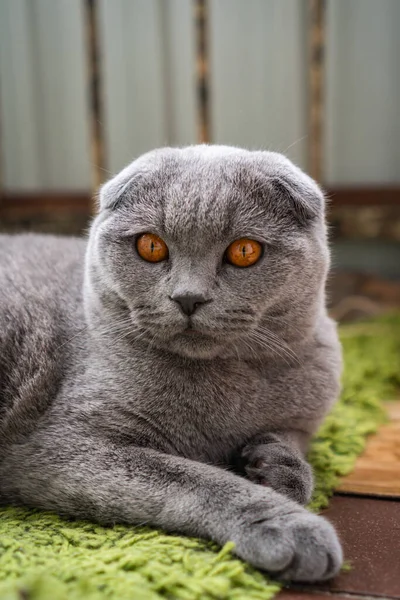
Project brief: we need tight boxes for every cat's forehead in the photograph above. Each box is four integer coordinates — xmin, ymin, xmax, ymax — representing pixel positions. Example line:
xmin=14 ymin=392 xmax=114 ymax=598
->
xmin=140 ymin=145 xmax=293 ymax=185
xmin=161 ymin=167 xmax=261 ymax=243
xmin=104 ymin=145 xmax=318 ymax=247
xmin=137 ymin=147 xmax=291 ymax=243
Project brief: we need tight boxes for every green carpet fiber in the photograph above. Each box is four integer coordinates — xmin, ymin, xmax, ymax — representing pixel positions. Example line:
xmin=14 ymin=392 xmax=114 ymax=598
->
xmin=1 ymin=314 xmax=400 ymax=600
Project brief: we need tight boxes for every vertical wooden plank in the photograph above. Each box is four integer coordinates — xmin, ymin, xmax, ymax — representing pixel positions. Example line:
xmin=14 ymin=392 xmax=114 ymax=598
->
xmin=160 ymin=0 xmax=198 ymax=147
xmin=0 ymin=0 xmax=92 ymax=192
xmin=98 ymin=0 xmax=166 ymax=174
xmin=208 ymin=0 xmax=308 ymax=170
xmin=195 ymin=0 xmax=210 ymax=143
xmin=31 ymin=0 xmax=92 ymax=190
xmin=85 ymin=0 xmax=107 ymax=191
xmin=0 ymin=0 xmax=42 ymax=191
xmin=98 ymin=0 xmax=198 ymax=175
xmin=308 ymin=0 xmax=326 ymax=183
xmin=325 ymin=0 xmax=400 ymax=185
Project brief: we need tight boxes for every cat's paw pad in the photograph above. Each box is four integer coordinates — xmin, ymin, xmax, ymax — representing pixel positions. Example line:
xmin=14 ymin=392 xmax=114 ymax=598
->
xmin=233 ymin=508 xmax=342 ymax=582
xmin=242 ymin=439 xmax=313 ymax=505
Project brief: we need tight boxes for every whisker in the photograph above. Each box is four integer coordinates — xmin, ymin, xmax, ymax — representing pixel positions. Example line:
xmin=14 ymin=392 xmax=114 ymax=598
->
xmin=225 ymin=308 xmax=255 ymax=316
xmin=262 ymin=313 xmax=303 ymax=336
xmin=96 ymin=320 xmax=136 ymax=337
xmin=256 ymin=335 xmax=299 ymax=365
xmin=145 ymin=332 xmax=159 ymax=357
xmin=256 ymin=326 xmax=300 ymax=363
xmin=248 ymin=333 xmax=286 ymax=361
xmin=218 ymin=316 xmax=253 ymax=324
xmin=54 ymin=314 xmax=155 ymax=355
xmin=133 ymin=304 xmax=153 ymax=310
xmin=54 ymin=325 xmax=89 ymax=353
xmin=246 ymin=330 xmax=294 ymax=367
xmin=282 ymin=134 xmax=308 ymax=155
xmin=231 ymin=341 xmax=241 ymax=362
xmin=239 ymin=336 xmax=262 ymax=361
xmin=102 ymin=324 xmax=149 ymax=347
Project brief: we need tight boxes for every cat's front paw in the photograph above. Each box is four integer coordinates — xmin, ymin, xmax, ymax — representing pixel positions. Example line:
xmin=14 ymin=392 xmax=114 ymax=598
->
xmin=232 ymin=505 xmax=342 ymax=582
xmin=242 ymin=436 xmax=313 ymax=505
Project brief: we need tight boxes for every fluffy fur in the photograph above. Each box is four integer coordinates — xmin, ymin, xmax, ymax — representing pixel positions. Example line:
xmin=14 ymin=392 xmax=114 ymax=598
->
xmin=0 ymin=146 xmax=342 ymax=582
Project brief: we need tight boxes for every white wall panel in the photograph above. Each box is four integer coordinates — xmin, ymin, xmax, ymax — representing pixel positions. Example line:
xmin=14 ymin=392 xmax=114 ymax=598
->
xmin=0 ymin=0 xmax=92 ymax=191
xmin=0 ymin=0 xmax=42 ymax=190
xmin=98 ymin=0 xmax=197 ymax=175
xmin=160 ymin=0 xmax=198 ymax=147
xmin=325 ymin=0 xmax=400 ymax=185
xmin=1 ymin=0 xmax=399 ymax=190
xmin=208 ymin=0 xmax=308 ymax=170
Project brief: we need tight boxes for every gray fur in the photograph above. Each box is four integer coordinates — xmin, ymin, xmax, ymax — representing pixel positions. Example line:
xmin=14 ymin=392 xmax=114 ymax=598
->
xmin=0 ymin=146 xmax=343 ymax=582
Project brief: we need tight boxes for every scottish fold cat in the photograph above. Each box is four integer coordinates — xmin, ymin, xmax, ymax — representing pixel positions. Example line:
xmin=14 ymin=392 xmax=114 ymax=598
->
xmin=0 ymin=146 xmax=342 ymax=582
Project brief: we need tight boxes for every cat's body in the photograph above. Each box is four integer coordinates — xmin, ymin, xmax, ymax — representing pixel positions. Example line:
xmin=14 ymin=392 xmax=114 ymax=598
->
xmin=0 ymin=234 xmax=336 ymax=464
xmin=0 ymin=146 xmax=342 ymax=582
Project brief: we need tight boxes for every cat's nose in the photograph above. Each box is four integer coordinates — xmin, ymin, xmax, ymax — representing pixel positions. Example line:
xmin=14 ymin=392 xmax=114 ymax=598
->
xmin=170 ymin=292 xmax=210 ymax=316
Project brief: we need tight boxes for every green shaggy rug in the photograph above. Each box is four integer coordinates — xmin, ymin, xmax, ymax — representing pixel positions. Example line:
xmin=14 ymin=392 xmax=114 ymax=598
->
xmin=1 ymin=314 xmax=400 ymax=600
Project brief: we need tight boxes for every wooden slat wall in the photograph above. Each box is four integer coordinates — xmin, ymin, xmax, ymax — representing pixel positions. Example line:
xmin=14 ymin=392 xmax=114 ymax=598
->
xmin=98 ymin=0 xmax=198 ymax=176
xmin=0 ymin=0 xmax=92 ymax=192
xmin=325 ymin=0 xmax=400 ymax=185
xmin=0 ymin=0 xmax=399 ymax=198
xmin=208 ymin=0 xmax=308 ymax=170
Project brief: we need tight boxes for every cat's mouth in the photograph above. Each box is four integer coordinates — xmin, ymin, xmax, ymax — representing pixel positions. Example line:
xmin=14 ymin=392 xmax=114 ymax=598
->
xmin=176 ymin=325 xmax=217 ymax=341
xmin=158 ymin=323 xmax=230 ymax=358
xmin=182 ymin=327 xmax=203 ymax=336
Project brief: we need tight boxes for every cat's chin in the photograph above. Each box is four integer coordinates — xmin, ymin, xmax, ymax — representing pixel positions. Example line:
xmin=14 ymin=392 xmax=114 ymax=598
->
xmin=157 ymin=332 xmax=225 ymax=360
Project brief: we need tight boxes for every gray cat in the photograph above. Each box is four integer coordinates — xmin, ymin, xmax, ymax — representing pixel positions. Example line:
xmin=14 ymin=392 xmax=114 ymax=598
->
xmin=0 ymin=146 xmax=343 ymax=582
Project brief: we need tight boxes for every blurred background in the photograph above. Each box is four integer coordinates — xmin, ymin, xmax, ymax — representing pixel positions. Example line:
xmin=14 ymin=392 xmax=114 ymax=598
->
xmin=0 ymin=0 xmax=399 ymax=320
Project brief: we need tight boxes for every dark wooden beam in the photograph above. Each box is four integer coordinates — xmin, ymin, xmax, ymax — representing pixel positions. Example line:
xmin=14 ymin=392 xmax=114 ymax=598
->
xmin=84 ymin=0 xmax=106 ymax=190
xmin=0 ymin=193 xmax=93 ymax=219
xmin=308 ymin=0 xmax=326 ymax=182
xmin=195 ymin=0 xmax=210 ymax=143
xmin=0 ymin=187 xmax=399 ymax=226
xmin=327 ymin=187 xmax=400 ymax=207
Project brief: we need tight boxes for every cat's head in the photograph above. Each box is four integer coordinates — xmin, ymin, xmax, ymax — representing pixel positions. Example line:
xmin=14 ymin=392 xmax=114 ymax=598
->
xmin=85 ymin=145 xmax=329 ymax=360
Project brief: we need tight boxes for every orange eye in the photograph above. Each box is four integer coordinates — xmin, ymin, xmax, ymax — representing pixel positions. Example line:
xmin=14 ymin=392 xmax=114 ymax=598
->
xmin=136 ymin=233 xmax=169 ymax=263
xmin=226 ymin=238 xmax=263 ymax=268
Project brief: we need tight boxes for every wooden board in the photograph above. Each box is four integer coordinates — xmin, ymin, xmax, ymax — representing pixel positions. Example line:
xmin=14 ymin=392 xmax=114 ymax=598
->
xmin=337 ymin=401 xmax=400 ymax=497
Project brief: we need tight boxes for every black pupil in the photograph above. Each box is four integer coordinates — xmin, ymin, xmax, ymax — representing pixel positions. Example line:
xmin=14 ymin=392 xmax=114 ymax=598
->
xmin=151 ymin=241 xmax=155 ymax=253
xmin=242 ymin=246 xmax=246 ymax=258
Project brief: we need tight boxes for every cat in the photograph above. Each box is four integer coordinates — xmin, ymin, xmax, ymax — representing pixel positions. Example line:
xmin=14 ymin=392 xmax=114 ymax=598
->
xmin=0 ymin=145 xmax=343 ymax=582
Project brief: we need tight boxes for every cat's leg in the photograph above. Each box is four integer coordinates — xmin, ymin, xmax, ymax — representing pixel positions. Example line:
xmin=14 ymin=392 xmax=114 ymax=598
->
xmin=239 ymin=431 xmax=314 ymax=505
xmin=0 ymin=429 xmax=341 ymax=582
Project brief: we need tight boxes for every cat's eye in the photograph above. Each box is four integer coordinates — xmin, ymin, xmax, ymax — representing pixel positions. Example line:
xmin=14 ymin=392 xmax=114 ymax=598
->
xmin=226 ymin=238 xmax=263 ymax=268
xmin=136 ymin=233 xmax=169 ymax=263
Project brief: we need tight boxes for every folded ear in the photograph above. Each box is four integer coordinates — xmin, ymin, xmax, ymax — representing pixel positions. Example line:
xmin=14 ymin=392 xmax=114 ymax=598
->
xmin=97 ymin=148 xmax=171 ymax=211
xmin=97 ymin=173 xmax=136 ymax=211
xmin=270 ymin=176 xmax=325 ymax=226
xmin=269 ymin=176 xmax=325 ymax=226
xmin=97 ymin=158 xmax=147 ymax=211
xmin=97 ymin=179 xmax=119 ymax=212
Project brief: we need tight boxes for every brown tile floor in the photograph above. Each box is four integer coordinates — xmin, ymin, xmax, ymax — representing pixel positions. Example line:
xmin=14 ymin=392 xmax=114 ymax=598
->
xmin=278 ymin=402 xmax=400 ymax=600
xmin=324 ymin=496 xmax=400 ymax=598
xmin=280 ymin=496 xmax=400 ymax=599
xmin=279 ymin=593 xmax=349 ymax=600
